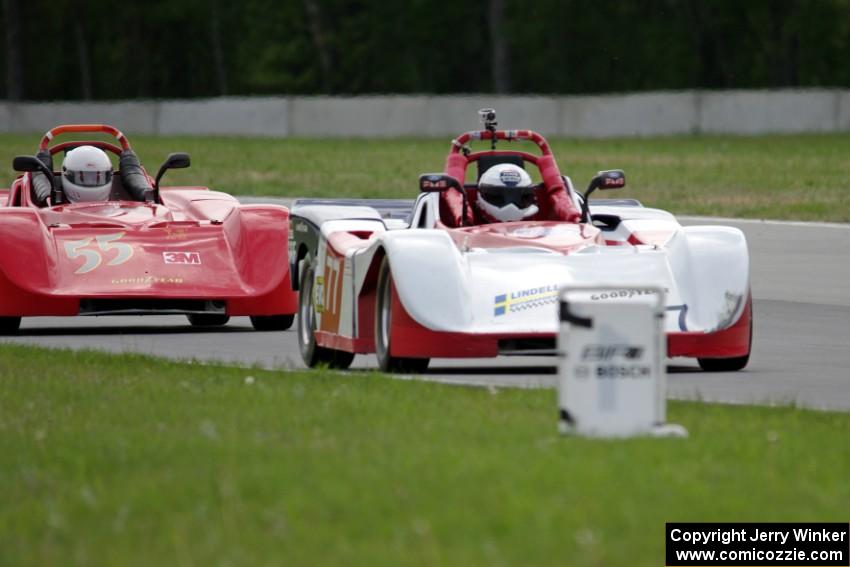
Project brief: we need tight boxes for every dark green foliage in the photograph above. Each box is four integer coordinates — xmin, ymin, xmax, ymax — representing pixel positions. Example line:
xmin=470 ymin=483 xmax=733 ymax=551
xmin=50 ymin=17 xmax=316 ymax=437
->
xmin=2 ymin=0 xmax=850 ymax=99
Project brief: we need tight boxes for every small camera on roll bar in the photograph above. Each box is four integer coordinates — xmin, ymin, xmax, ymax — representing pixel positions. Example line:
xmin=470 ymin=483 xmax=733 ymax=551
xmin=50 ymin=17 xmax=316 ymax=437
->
xmin=478 ymin=108 xmax=497 ymax=127
xmin=478 ymin=108 xmax=498 ymax=149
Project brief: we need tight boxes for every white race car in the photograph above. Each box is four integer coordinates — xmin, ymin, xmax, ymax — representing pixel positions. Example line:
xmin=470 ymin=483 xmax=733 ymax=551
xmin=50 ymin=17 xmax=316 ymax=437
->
xmin=289 ymin=114 xmax=752 ymax=373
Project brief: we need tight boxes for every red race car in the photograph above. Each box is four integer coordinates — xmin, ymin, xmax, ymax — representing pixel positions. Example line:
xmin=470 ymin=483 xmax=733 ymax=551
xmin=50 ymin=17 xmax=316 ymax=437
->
xmin=0 ymin=124 xmax=296 ymax=333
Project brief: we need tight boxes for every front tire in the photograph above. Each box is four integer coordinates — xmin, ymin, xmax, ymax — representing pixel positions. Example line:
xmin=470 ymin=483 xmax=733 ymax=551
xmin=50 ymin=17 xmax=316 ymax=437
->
xmin=297 ymin=259 xmax=354 ymax=369
xmin=0 ymin=317 xmax=21 ymax=335
xmin=374 ymin=257 xmax=430 ymax=373
xmin=250 ymin=314 xmax=294 ymax=331
xmin=698 ymin=355 xmax=749 ymax=372
xmin=186 ymin=314 xmax=230 ymax=327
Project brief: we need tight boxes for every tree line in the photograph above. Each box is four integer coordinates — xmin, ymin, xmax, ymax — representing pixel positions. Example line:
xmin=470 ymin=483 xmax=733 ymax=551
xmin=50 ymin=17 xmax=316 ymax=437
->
xmin=2 ymin=0 xmax=849 ymax=101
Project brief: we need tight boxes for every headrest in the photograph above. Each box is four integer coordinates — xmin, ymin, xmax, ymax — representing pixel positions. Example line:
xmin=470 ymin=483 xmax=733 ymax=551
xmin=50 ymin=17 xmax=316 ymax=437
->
xmin=477 ymin=154 xmax=524 ymax=180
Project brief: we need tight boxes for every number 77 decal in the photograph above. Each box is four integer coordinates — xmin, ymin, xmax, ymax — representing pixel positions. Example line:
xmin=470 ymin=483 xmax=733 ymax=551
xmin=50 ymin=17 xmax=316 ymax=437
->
xmin=63 ymin=233 xmax=134 ymax=274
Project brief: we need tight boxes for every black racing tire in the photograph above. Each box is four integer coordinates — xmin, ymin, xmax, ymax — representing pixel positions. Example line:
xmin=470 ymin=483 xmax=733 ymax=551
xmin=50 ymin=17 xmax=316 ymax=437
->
xmin=186 ymin=314 xmax=230 ymax=327
xmin=250 ymin=314 xmax=295 ymax=331
xmin=698 ymin=297 xmax=753 ymax=372
xmin=698 ymin=355 xmax=750 ymax=372
xmin=297 ymin=259 xmax=355 ymax=369
xmin=374 ymin=257 xmax=430 ymax=374
xmin=0 ymin=316 xmax=21 ymax=335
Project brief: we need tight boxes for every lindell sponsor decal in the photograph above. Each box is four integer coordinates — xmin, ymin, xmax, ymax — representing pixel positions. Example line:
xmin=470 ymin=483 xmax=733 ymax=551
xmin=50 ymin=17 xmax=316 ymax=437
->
xmin=494 ymin=284 xmax=559 ymax=316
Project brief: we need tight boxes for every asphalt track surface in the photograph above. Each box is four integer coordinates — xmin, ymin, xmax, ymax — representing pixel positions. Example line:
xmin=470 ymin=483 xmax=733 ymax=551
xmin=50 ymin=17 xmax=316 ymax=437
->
xmin=3 ymin=199 xmax=849 ymax=411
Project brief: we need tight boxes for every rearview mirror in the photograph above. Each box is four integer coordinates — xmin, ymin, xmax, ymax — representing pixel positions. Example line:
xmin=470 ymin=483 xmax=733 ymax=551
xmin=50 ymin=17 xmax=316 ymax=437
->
xmin=154 ymin=152 xmax=191 ymax=195
xmin=418 ymin=172 xmax=471 ymax=226
xmin=419 ymin=173 xmax=462 ymax=193
xmin=589 ymin=169 xmax=626 ymax=192
xmin=581 ymin=169 xmax=626 ymax=223
xmin=419 ymin=173 xmax=461 ymax=193
xmin=13 ymin=155 xmax=44 ymax=173
xmin=162 ymin=152 xmax=191 ymax=170
xmin=13 ymin=154 xmax=63 ymax=206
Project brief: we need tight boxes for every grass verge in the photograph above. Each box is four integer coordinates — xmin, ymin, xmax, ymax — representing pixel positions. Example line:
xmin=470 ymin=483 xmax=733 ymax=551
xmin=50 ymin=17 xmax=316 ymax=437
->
xmin=1 ymin=344 xmax=848 ymax=566
xmin=2 ymin=132 xmax=850 ymax=222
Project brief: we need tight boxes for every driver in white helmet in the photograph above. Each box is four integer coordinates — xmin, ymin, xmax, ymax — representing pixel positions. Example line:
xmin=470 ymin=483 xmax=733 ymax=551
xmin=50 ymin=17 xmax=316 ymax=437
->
xmin=474 ymin=163 xmax=538 ymax=223
xmin=61 ymin=145 xmax=114 ymax=203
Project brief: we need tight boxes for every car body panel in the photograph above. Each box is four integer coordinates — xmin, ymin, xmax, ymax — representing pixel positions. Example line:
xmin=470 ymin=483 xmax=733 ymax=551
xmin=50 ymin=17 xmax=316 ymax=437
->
xmin=292 ymin=191 xmax=751 ymax=360
xmin=1 ymin=127 xmax=296 ymax=319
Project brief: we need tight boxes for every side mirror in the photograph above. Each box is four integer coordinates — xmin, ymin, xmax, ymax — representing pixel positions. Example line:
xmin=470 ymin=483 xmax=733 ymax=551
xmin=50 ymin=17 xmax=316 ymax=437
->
xmin=163 ymin=152 xmax=191 ymax=170
xmin=155 ymin=152 xmax=190 ymax=186
xmin=419 ymin=173 xmax=461 ymax=193
xmin=582 ymin=169 xmax=625 ymax=223
xmin=588 ymin=169 xmax=625 ymax=192
xmin=14 ymin=155 xmax=61 ymax=205
xmin=418 ymin=173 xmax=471 ymax=226
xmin=154 ymin=152 xmax=191 ymax=196
xmin=13 ymin=155 xmax=46 ymax=173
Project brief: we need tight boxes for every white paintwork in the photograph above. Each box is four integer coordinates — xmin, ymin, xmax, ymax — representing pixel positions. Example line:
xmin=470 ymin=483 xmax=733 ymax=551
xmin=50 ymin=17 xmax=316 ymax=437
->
xmin=303 ymin=198 xmax=751 ymax=343
xmin=296 ymin=205 xmax=386 ymax=228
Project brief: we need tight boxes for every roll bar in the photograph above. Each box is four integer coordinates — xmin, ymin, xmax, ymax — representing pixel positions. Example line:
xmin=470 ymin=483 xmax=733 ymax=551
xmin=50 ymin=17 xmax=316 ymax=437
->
xmin=40 ymin=124 xmax=131 ymax=151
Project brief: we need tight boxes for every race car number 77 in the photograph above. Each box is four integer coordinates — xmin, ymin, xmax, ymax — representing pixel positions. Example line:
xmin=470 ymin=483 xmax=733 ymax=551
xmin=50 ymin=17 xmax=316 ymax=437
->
xmin=63 ymin=233 xmax=134 ymax=274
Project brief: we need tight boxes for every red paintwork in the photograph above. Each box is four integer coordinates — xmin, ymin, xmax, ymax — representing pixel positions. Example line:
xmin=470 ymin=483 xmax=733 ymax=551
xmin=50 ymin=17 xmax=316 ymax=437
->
xmin=441 ymin=220 xmax=604 ymax=252
xmin=441 ymin=129 xmax=582 ymax=226
xmin=315 ymin=331 xmax=373 ymax=353
xmin=41 ymin=124 xmax=130 ymax=151
xmin=386 ymin=284 xmax=753 ymax=360
xmin=0 ymin=125 xmax=296 ymax=318
xmin=627 ymin=230 xmax=675 ymax=246
xmin=667 ymin=295 xmax=752 ymax=359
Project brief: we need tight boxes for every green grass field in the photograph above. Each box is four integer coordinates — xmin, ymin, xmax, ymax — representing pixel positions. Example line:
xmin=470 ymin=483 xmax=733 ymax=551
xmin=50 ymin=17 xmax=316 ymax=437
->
xmin=2 ymin=132 xmax=850 ymax=222
xmin=2 ymin=344 xmax=849 ymax=566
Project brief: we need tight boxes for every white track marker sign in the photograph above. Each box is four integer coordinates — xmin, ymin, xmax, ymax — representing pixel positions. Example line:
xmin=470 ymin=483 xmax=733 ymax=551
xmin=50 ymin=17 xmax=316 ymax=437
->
xmin=557 ymin=286 xmax=687 ymax=438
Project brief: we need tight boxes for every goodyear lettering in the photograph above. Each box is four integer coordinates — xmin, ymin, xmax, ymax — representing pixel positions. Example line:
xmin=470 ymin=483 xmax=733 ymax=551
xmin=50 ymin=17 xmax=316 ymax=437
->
xmin=590 ymin=288 xmax=669 ymax=301
xmin=111 ymin=276 xmax=184 ymax=285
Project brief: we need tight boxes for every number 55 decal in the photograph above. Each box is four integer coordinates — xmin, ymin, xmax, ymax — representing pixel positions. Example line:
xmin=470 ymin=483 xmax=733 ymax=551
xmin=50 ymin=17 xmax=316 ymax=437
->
xmin=63 ymin=233 xmax=134 ymax=274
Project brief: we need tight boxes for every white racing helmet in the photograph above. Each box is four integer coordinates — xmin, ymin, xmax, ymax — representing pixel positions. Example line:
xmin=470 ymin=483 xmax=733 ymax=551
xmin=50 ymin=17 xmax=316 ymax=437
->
xmin=62 ymin=145 xmax=113 ymax=203
xmin=476 ymin=163 xmax=538 ymax=222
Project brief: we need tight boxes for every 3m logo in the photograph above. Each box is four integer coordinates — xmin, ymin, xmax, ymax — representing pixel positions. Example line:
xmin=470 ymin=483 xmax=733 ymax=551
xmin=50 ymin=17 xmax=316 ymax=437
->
xmin=162 ymin=251 xmax=201 ymax=265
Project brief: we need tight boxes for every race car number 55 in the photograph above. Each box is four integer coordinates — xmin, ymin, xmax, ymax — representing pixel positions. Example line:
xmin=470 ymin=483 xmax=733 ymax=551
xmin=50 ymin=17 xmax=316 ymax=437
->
xmin=63 ymin=233 xmax=134 ymax=274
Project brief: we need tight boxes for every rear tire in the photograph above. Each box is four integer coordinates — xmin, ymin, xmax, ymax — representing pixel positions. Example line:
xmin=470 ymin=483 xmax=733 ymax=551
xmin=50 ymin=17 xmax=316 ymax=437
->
xmin=250 ymin=314 xmax=294 ymax=331
xmin=374 ymin=257 xmax=430 ymax=373
xmin=186 ymin=314 xmax=230 ymax=327
xmin=297 ymin=259 xmax=354 ymax=369
xmin=698 ymin=298 xmax=753 ymax=372
xmin=0 ymin=317 xmax=21 ymax=335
